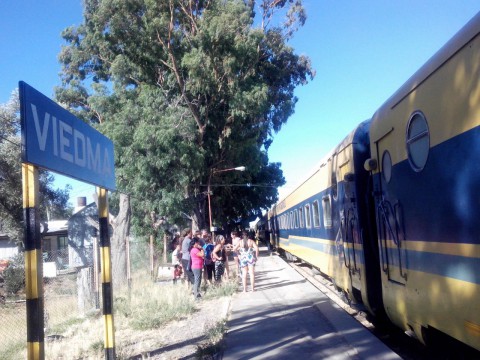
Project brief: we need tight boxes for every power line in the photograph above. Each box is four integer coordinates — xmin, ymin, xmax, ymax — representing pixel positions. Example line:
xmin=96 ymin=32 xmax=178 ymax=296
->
xmin=0 ymin=134 xmax=21 ymax=147
xmin=199 ymin=183 xmax=277 ymax=188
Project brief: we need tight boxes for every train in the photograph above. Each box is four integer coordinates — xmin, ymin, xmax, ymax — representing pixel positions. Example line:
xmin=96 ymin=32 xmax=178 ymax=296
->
xmin=267 ymin=12 xmax=480 ymax=353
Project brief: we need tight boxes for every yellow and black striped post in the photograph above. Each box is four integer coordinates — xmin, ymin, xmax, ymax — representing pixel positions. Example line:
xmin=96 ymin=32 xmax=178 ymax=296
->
xmin=97 ymin=187 xmax=116 ymax=359
xmin=22 ymin=163 xmax=44 ymax=360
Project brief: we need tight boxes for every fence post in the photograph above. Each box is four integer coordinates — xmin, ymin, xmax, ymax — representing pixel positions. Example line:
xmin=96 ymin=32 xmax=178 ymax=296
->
xmin=150 ymin=235 xmax=154 ymax=280
xmin=22 ymin=163 xmax=45 ymax=360
xmin=126 ymin=236 xmax=131 ymax=292
xmin=93 ymin=235 xmax=100 ymax=309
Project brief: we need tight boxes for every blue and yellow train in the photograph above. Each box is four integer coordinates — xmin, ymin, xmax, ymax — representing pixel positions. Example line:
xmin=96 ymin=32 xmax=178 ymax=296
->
xmin=268 ymin=12 xmax=480 ymax=352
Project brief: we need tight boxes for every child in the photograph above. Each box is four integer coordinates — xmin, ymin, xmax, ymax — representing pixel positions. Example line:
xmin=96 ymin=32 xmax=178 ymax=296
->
xmin=173 ymin=264 xmax=183 ymax=284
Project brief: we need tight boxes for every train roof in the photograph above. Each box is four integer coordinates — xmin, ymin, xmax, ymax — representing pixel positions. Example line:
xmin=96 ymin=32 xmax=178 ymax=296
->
xmin=274 ymin=119 xmax=370 ymax=206
xmin=372 ymin=11 xmax=480 ymax=122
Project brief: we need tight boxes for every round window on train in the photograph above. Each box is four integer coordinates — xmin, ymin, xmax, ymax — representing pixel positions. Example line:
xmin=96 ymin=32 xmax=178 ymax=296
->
xmin=406 ymin=111 xmax=430 ymax=172
xmin=382 ymin=150 xmax=392 ymax=183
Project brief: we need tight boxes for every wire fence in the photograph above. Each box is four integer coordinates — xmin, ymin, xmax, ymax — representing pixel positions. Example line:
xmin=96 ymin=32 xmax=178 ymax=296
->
xmin=0 ymin=239 xmax=156 ymax=359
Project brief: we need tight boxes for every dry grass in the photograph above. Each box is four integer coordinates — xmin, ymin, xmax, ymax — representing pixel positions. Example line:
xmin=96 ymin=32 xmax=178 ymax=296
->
xmin=0 ymin=301 xmax=27 ymax=360
xmin=0 ymin=268 xmax=236 ymax=359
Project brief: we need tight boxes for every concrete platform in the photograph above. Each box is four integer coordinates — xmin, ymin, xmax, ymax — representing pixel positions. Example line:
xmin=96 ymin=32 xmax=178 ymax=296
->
xmin=222 ymin=248 xmax=402 ymax=360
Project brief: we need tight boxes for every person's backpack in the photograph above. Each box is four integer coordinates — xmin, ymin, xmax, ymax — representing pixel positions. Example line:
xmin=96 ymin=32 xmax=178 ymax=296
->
xmin=204 ymin=244 xmax=214 ymax=265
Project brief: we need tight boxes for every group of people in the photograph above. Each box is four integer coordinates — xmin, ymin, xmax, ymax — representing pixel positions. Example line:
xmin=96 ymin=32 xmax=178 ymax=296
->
xmin=171 ymin=228 xmax=259 ymax=299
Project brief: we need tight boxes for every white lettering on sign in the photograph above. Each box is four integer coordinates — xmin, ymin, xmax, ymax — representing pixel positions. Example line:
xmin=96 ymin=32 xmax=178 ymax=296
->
xmin=30 ymin=104 xmax=112 ymax=176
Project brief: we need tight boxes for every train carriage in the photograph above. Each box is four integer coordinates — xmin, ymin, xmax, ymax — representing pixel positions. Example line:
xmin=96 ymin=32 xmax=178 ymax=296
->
xmin=366 ymin=12 xmax=480 ymax=350
xmin=269 ymin=120 xmax=383 ymax=316
xmin=268 ymin=11 xmax=480 ymax=353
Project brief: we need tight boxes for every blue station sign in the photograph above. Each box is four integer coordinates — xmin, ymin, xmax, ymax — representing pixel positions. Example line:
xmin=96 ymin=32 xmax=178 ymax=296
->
xmin=20 ymin=81 xmax=116 ymax=190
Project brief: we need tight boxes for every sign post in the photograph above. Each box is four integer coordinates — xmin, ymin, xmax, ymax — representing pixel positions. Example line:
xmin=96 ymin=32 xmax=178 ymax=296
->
xmin=22 ymin=163 xmax=44 ymax=359
xmin=20 ymin=81 xmax=117 ymax=359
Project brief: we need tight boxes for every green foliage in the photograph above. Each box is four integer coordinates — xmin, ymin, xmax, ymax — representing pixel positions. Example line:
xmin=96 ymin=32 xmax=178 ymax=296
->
xmin=3 ymin=254 xmax=25 ymax=295
xmin=56 ymin=0 xmax=314 ymax=231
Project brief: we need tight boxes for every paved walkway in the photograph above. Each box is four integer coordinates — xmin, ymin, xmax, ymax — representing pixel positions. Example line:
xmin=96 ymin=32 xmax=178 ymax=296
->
xmin=222 ymin=248 xmax=402 ymax=360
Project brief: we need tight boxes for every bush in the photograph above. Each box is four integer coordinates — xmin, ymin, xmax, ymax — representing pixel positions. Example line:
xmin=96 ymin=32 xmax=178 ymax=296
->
xmin=3 ymin=254 xmax=25 ymax=295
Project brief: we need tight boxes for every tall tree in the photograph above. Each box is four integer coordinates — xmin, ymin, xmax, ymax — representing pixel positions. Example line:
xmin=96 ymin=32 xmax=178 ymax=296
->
xmin=56 ymin=0 xmax=314 ymax=236
xmin=0 ymin=90 xmax=72 ymax=243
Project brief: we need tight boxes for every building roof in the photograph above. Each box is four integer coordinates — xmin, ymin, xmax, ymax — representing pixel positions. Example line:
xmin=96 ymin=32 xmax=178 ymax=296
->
xmin=46 ymin=220 xmax=68 ymax=234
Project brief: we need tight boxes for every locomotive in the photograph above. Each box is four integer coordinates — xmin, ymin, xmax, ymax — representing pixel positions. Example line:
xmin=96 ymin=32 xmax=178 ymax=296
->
xmin=267 ymin=12 xmax=480 ymax=352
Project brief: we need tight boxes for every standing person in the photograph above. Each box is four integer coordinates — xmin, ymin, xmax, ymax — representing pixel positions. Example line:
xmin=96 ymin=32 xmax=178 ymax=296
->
xmin=203 ymin=235 xmax=215 ymax=285
xmin=265 ymin=230 xmax=272 ymax=252
xmin=172 ymin=264 xmax=183 ymax=284
xmin=234 ymin=232 xmax=259 ymax=292
xmin=190 ymin=237 xmax=205 ymax=299
xmin=231 ymin=231 xmax=241 ymax=277
xmin=194 ymin=230 xmax=205 ymax=246
xmin=212 ymin=235 xmax=227 ymax=283
xmin=172 ymin=243 xmax=181 ymax=266
xmin=181 ymin=228 xmax=194 ymax=285
xmin=201 ymin=229 xmax=209 ymax=241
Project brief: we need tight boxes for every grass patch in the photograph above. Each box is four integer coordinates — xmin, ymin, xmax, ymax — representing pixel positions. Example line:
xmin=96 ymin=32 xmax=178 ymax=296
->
xmin=0 ymin=340 xmax=26 ymax=360
xmin=120 ymin=284 xmax=197 ymax=330
xmin=196 ymin=319 xmax=229 ymax=359
xmin=48 ymin=316 xmax=85 ymax=335
xmin=1 ymin=269 xmax=236 ymax=359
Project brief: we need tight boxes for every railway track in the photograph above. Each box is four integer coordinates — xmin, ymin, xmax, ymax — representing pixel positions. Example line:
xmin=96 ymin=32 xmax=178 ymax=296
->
xmin=285 ymin=256 xmax=478 ymax=360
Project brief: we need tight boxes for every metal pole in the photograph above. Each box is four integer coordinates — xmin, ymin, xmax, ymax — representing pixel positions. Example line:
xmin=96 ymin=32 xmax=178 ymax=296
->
xmin=207 ymin=180 xmax=213 ymax=231
xmin=23 ymin=163 xmax=44 ymax=360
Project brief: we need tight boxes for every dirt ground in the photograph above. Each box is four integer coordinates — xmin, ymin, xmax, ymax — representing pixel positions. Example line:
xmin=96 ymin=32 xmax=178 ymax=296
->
xmin=123 ymin=295 xmax=232 ymax=360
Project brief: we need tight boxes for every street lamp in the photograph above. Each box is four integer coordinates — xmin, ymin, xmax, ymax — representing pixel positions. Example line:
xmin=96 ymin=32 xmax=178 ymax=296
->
xmin=207 ymin=166 xmax=246 ymax=234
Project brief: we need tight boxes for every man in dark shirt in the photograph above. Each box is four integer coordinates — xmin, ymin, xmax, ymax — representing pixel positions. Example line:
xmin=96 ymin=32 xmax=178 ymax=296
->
xmin=181 ymin=228 xmax=194 ymax=284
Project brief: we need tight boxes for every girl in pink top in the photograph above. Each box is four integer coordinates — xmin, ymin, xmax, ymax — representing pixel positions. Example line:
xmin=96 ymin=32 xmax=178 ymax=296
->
xmin=190 ymin=238 xmax=205 ymax=299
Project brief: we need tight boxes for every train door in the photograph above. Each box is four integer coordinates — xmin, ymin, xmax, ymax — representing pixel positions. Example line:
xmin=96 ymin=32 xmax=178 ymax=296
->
xmin=331 ymin=146 xmax=362 ymax=300
xmin=338 ymin=159 xmax=361 ymax=292
xmin=373 ymin=129 xmax=407 ymax=286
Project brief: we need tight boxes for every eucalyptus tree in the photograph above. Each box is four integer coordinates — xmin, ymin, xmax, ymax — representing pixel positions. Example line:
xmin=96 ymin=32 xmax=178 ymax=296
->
xmin=56 ymin=0 xmax=314 ymax=237
xmin=0 ymin=90 xmax=72 ymax=243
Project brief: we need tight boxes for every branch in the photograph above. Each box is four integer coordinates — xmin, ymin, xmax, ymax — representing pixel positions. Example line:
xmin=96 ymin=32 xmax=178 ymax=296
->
xmin=167 ymin=0 xmax=205 ymax=144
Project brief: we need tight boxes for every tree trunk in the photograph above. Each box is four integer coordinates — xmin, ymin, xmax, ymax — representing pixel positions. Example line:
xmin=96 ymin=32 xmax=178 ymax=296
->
xmin=163 ymin=232 xmax=168 ymax=263
xmin=191 ymin=207 xmax=202 ymax=232
xmin=110 ymin=193 xmax=131 ymax=289
xmin=77 ymin=267 xmax=94 ymax=315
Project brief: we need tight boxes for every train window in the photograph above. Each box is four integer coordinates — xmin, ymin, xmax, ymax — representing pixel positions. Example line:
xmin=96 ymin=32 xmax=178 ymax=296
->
xmin=305 ymin=204 xmax=312 ymax=228
xmin=312 ymin=200 xmax=320 ymax=227
xmin=382 ymin=150 xmax=392 ymax=183
xmin=290 ymin=211 xmax=294 ymax=229
xmin=406 ymin=111 xmax=430 ymax=171
xmin=294 ymin=210 xmax=299 ymax=228
xmin=322 ymin=195 xmax=333 ymax=228
xmin=298 ymin=207 xmax=304 ymax=228
xmin=331 ymin=157 xmax=338 ymax=200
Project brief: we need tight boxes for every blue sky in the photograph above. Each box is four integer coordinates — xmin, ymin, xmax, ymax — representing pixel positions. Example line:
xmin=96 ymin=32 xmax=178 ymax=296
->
xmin=1 ymin=1 xmax=479 ymax=205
